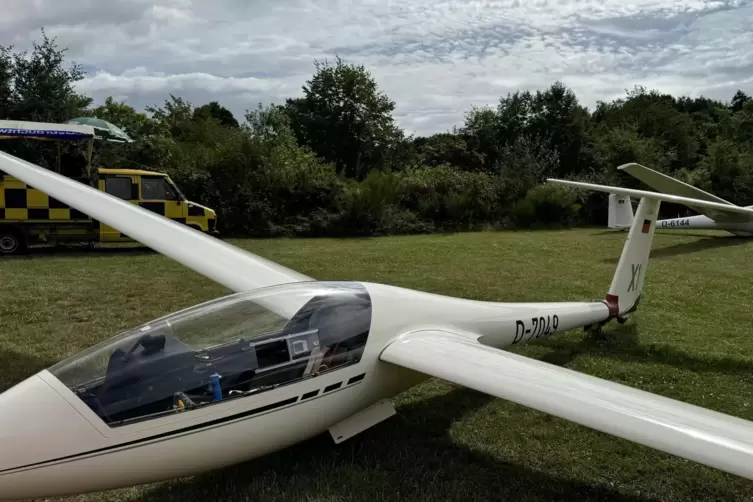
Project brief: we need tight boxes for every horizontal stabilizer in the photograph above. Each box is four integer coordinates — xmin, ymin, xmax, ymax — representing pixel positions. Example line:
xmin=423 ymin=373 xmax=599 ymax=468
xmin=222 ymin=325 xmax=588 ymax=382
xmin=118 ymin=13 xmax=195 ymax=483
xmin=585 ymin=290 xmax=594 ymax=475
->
xmin=547 ymin=179 xmax=753 ymax=218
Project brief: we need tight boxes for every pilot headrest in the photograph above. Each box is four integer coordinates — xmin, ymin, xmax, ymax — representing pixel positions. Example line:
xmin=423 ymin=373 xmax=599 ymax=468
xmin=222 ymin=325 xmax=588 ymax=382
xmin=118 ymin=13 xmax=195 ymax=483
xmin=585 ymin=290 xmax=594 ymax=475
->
xmin=137 ymin=333 xmax=166 ymax=354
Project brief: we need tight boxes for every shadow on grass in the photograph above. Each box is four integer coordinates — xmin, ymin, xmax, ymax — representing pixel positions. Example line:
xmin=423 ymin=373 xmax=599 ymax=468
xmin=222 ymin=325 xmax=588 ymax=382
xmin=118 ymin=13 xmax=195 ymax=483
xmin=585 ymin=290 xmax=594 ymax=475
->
xmin=601 ymin=235 xmax=750 ymax=263
xmin=653 ymin=230 xmax=734 ymax=239
xmin=536 ymin=323 xmax=753 ymax=377
xmin=588 ymin=229 xmax=629 ymax=236
xmin=127 ymin=387 xmax=658 ymax=502
xmin=0 ymin=348 xmax=56 ymax=392
xmin=590 ymin=229 xmax=733 ymax=239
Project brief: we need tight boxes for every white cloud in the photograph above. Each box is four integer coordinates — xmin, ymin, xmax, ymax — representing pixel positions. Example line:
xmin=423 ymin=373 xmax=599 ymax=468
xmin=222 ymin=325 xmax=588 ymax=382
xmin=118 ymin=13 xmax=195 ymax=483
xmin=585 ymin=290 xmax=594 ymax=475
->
xmin=81 ymin=70 xmax=279 ymax=96
xmin=2 ymin=0 xmax=752 ymax=135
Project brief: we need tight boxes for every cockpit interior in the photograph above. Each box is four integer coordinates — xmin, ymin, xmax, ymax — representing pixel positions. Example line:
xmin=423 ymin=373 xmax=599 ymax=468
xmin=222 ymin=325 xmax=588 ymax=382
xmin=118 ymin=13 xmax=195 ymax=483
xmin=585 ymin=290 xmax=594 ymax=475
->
xmin=48 ymin=282 xmax=372 ymax=427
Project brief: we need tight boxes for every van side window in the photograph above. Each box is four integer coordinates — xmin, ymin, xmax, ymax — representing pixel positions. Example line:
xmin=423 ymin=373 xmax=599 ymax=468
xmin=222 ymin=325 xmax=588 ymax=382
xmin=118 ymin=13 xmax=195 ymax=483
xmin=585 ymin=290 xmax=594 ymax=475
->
xmin=142 ymin=176 xmax=177 ymax=201
xmin=105 ymin=177 xmax=132 ymax=200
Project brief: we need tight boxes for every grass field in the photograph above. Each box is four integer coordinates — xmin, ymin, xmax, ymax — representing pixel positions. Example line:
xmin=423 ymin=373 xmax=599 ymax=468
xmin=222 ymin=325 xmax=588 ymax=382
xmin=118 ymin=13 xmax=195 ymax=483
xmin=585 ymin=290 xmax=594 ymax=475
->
xmin=3 ymin=228 xmax=753 ymax=501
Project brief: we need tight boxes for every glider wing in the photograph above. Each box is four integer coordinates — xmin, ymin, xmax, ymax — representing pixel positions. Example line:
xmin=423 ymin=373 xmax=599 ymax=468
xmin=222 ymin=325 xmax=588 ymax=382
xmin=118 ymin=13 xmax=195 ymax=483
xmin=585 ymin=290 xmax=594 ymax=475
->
xmin=0 ymin=151 xmax=312 ymax=296
xmin=380 ymin=328 xmax=753 ymax=481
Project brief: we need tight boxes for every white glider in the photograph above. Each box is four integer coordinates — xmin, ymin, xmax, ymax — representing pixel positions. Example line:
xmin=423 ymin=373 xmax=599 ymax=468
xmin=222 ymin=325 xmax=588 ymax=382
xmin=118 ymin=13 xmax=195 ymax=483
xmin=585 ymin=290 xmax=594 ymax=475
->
xmin=604 ymin=163 xmax=753 ymax=236
xmin=2 ymin=151 xmax=753 ymax=499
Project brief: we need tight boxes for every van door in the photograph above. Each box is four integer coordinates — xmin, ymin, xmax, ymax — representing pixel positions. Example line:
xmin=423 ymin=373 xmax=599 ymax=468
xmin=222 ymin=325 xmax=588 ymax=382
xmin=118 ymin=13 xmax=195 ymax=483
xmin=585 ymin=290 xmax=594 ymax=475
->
xmin=99 ymin=175 xmax=138 ymax=242
xmin=139 ymin=175 xmax=185 ymax=223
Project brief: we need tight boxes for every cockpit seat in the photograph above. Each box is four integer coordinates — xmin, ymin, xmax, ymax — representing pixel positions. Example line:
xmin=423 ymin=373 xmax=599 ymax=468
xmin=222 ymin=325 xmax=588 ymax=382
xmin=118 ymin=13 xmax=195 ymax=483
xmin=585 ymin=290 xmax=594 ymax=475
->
xmin=94 ymin=330 xmax=197 ymax=421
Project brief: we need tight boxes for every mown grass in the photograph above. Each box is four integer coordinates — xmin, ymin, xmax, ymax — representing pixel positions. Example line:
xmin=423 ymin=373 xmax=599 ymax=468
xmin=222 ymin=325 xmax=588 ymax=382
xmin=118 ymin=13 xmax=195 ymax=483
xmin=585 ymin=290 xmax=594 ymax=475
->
xmin=2 ymin=228 xmax=753 ymax=501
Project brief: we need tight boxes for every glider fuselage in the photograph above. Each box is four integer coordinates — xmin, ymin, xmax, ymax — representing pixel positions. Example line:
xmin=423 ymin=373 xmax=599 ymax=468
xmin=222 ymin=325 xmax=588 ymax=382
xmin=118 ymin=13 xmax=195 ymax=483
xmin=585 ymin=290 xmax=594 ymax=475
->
xmin=0 ymin=282 xmax=612 ymax=501
xmin=656 ymin=211 xmax=753 ymax=237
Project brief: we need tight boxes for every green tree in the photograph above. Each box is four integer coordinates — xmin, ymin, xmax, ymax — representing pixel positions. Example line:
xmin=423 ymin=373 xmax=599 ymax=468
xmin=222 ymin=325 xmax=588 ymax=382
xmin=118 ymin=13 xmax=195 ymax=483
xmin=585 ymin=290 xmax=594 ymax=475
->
xmin=0 ymin=29 xmax=91 ymax=122
xmin=461 ymin=82 xmax=588 ymax=178
xmin=528 ymin=82 xmax=590 ymax=177
xmin=85 ymin=97 xmax=173 ymax=170
xmin=697 ymin=138 xmax=753 ymax=204
xmin=731 ymin=90 xmax=751 ymax=113
xmin=729 ymin=100 xmax=753 ymax=149
xmin=0 ymin=46 xmax=14 ymax=119
xmin=590 ymin=86 xmax=700 ymax=170
xmin=146 ymin=95 xmax=196 ymax=141
xmin=283 ymin=56 xmax=402 ymax=179
xmin=412 ymin=132 xmax=486 ymax=172
xmin=0 ymin=30 xmax=93 ymax=169
xmin=88 ymin=97 xmax=166 ymax=138
xmin=588 ymin=124 xmax=675 ymax=184
xmin=462 ymin=105 xmax=501 ymax=171
xmin=193 ymin=101 xmax=239 ymax=128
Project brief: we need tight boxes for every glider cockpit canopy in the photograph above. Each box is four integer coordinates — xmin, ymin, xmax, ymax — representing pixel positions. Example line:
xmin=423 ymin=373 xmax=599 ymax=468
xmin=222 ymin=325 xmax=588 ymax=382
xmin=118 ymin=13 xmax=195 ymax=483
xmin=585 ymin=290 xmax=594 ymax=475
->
xmin=48 ymin=281 xmax=372 ymax=427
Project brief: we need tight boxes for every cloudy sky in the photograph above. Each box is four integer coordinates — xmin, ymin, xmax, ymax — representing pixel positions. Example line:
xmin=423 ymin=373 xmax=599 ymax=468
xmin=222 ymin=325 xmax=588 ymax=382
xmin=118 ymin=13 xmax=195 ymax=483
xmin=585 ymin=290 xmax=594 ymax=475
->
xmin=2 ymin=0 xmax=752 ymax=136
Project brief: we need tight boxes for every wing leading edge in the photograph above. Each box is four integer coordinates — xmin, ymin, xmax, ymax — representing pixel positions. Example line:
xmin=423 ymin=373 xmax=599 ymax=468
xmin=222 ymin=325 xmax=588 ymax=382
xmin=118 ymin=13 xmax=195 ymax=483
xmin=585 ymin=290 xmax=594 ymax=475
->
xmin=380 ymin=329 xmax=753 ymax=480
xmin=0 ymin=151 xmax=312 ymax=295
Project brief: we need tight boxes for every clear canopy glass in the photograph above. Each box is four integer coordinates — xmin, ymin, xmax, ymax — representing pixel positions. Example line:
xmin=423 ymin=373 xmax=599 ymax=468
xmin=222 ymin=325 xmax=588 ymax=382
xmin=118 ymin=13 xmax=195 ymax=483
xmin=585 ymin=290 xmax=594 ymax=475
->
xmin=49 ymin=281 xmax=372 ymax=427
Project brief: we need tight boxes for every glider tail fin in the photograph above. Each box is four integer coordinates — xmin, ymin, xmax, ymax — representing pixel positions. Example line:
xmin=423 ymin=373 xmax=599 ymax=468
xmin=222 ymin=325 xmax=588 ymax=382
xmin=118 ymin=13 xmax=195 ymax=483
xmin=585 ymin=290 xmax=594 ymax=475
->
xmin=605 ymin=196 xmax=661 ymax=318
xmin=608 ymin=193 xmax=633 ymax=230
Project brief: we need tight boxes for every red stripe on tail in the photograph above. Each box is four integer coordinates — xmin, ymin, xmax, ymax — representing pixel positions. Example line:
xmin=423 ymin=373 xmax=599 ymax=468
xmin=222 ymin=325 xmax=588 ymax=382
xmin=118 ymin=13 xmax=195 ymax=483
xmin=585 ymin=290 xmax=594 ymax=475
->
xmin=605 ymin=294 xmax=619 ymax=317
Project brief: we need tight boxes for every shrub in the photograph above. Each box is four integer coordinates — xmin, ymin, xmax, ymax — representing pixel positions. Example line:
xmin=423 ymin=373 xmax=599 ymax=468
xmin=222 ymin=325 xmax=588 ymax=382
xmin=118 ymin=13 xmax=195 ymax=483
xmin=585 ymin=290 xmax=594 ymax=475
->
xmin=511 ymin=183 xmax=581 ymax=228
xmin=400 ymin=164 xmax=501 ymax=231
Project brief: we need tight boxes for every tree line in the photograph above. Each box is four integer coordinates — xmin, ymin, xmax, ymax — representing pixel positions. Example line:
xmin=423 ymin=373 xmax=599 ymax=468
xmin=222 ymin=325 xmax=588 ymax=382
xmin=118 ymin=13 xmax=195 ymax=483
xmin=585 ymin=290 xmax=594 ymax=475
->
xmin=2 ymin=31 xmax=752 ymax=237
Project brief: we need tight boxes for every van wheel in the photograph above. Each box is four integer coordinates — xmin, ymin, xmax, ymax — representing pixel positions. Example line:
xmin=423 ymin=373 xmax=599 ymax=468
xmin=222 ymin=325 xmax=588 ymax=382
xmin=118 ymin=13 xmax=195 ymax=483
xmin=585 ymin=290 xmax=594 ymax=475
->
xmin=0 ymin=230 xmax=26 ymax=256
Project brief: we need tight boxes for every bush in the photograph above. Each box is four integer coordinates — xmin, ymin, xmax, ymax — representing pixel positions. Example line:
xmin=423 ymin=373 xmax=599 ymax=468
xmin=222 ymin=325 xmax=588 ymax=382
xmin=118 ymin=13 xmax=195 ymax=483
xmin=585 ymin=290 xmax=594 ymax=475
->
xmin=400 ymin=164 xmax=501 ymax=231
xmin=332 ymin=171 xmax=403 ymax=235
xmin=164 ymin=109 xmax=347 ymax=237
xmin=511 ymin=183 xmax=581 ymax=228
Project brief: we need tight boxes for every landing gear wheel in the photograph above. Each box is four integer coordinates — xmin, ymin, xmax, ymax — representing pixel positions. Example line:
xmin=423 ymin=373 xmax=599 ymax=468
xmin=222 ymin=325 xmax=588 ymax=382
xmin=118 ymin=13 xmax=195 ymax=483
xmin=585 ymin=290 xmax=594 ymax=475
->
xmin=0 ymin=231 xmax=25 ymax=256
xmin=584 ymin=323 xmax=603 ymax=334
xmin=584 ymin=322 xmax=609 ymax=341
xmin=617 ymin=315 xmax=629 ymax=325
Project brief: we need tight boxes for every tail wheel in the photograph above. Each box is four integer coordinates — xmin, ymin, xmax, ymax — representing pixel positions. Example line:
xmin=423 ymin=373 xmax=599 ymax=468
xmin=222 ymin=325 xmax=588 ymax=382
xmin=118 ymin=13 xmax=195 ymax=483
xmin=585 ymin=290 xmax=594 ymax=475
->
xmin=0 ymin=230 xmax=26 ymax=256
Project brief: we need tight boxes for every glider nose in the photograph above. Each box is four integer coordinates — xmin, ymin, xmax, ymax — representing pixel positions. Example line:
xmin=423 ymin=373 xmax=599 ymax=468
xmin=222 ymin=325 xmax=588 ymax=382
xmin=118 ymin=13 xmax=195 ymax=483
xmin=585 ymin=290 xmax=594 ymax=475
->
xmin=0 ymin=372 xmax=104 ymax=500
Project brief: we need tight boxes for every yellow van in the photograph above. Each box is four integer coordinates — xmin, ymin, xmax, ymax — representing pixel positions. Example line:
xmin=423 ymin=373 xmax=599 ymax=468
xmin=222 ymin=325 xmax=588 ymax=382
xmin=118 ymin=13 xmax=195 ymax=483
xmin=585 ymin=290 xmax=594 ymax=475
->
xmin=0 ymin=167 xmax=218 ymax=255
